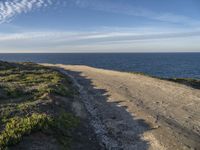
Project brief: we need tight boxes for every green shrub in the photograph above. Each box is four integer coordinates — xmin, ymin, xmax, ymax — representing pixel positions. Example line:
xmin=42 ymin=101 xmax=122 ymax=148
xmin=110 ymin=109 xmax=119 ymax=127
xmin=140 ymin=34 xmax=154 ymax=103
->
xmin=0 ymin=112 xmax=79 ymax=149
xmin=0 ymin=113 xmax=51 ymax=149
xmin=50 ymin=112 xmax=80 ymax=148
xmin=0 ymin=62 xmax=78 ymax=149
xmin=0 ymin=85 xmax=25 ymax=99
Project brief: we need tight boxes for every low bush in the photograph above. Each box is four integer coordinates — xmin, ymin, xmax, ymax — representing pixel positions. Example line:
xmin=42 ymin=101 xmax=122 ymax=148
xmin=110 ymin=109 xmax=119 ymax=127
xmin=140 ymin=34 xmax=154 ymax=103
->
xmin=0 ymin=113 xmax=51 ymax=149
xmin=0 ymin=112 xmax=79 ymax=149
xmin=0 ymin=62 xmax=78 ymax=149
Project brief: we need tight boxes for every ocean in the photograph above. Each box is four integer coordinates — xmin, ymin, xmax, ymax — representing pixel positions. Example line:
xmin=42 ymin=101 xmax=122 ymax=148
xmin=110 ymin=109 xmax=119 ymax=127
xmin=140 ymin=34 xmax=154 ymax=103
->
xmin=0 ymin=53 xmax=200 ymax=79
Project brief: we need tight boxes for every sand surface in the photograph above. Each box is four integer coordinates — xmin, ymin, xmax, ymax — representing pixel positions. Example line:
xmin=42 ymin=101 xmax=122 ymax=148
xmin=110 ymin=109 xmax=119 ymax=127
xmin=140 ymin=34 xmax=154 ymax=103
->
xmin=43 ymin=64 xmax=200 ymax=150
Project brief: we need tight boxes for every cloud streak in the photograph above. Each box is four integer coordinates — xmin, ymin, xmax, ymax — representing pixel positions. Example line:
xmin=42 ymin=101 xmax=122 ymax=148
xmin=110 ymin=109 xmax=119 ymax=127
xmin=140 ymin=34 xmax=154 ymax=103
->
xmin=68 ymin=0 xmax=200 ymax=26
xmin=0 ymin=0 xmax=199 ymax=27
xmin=1 ymin=30 xmax=200 ymax=42
xmin=0 ymin=28 xmax=200 ymax=52
xmin=0 ymin=0 xmax=52 ymax=23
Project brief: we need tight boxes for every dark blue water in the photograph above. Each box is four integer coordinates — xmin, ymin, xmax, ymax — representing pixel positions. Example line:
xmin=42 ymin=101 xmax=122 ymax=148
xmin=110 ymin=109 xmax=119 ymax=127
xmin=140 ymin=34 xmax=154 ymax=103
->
xmin=0 ymin=53 xmax=200 ymax=79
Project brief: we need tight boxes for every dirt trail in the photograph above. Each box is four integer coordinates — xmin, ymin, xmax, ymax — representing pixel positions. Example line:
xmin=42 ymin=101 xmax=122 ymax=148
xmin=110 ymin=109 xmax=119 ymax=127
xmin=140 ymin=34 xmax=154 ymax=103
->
xmin=44 ymin=64 xmax=200 ymax=150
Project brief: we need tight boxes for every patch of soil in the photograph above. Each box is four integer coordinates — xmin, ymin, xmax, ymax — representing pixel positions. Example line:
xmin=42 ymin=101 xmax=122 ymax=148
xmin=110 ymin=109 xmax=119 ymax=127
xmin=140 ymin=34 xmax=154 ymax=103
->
xmin=10 ymin=132 xmax=61 ymax=150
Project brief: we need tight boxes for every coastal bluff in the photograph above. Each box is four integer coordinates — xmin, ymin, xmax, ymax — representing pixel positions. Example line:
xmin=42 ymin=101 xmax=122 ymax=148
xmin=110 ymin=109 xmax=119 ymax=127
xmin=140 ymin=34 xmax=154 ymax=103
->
xmin=0 ymin=61 xmax=199 ymax=150
xmin=44 ymin=64 xmax=200 ymax=150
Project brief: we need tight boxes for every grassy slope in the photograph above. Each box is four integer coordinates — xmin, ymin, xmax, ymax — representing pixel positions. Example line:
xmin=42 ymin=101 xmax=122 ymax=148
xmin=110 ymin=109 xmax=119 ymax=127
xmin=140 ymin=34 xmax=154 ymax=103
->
xmin=0 ymin=61 xmax=79 ymax=149
xmin=131 ymin=72 xmax=200 ymax=89
xmin=165 ymin=78 xmax=200 ymax=89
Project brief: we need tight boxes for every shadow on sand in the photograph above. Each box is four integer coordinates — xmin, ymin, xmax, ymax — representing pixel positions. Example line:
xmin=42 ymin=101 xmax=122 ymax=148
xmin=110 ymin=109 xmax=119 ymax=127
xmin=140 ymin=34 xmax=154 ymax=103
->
xmin=62 ymin=69 xmax=153 ymax=150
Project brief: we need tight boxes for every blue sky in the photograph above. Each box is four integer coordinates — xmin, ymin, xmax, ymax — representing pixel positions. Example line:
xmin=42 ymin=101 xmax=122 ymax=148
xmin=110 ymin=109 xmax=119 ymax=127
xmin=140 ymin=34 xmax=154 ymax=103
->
xmin=0 ymin=0 xmax=200 ymax=53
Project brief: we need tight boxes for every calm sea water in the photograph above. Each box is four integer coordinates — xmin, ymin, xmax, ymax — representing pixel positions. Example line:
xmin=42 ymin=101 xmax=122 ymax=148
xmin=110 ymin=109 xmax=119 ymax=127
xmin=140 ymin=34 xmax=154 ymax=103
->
xmin=0 ymin=53 xmax=200 ymax=79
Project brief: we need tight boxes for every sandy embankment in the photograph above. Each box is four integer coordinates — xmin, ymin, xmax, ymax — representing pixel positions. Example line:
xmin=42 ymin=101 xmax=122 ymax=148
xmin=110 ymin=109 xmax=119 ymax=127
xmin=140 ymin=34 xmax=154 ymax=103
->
xmin=43 ymin=64 xmax=200 ymax=150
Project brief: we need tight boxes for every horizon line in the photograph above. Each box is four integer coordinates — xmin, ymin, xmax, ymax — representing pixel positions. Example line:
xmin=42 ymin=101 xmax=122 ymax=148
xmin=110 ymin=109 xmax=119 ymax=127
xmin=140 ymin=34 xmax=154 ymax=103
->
xmin=0 ymin=52 xmax=200 ymax=54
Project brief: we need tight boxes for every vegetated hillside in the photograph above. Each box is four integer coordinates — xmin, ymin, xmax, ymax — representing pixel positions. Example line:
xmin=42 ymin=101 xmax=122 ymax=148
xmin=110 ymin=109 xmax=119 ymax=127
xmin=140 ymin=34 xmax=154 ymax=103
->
xmin=130 ymin=72 xmax=200 ymax=89
xmin=0 ymin=61 xmax=97 ymax=150
xmin=166 ymin=78 xmax=200 ymax=89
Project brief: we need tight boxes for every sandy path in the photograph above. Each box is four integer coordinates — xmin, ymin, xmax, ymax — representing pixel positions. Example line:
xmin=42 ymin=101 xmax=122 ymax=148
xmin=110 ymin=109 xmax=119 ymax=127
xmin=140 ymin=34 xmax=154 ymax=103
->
xmin=44 ymin=64 xmax=200 ymax=150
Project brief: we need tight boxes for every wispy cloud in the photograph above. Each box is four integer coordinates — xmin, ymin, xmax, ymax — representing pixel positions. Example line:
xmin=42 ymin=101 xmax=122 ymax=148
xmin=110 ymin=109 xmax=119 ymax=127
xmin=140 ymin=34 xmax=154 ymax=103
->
xmin=1 ymin=28 xmax=200 ymax=42
xmin=0 ymin=0 xmax=52 ymax=23
xmin=0 ymin=28 xmax=200 ymax=52
xmin=67 ymin=0 xmax=200 ymax=26
xmin=0 ymin=0 xmax=199 ymax=27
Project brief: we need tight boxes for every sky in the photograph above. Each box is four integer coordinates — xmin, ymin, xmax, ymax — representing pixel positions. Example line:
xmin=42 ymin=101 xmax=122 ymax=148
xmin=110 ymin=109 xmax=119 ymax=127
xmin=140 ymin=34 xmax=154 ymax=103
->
xmin=0 ymin=0 xmax=200 ymax=53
